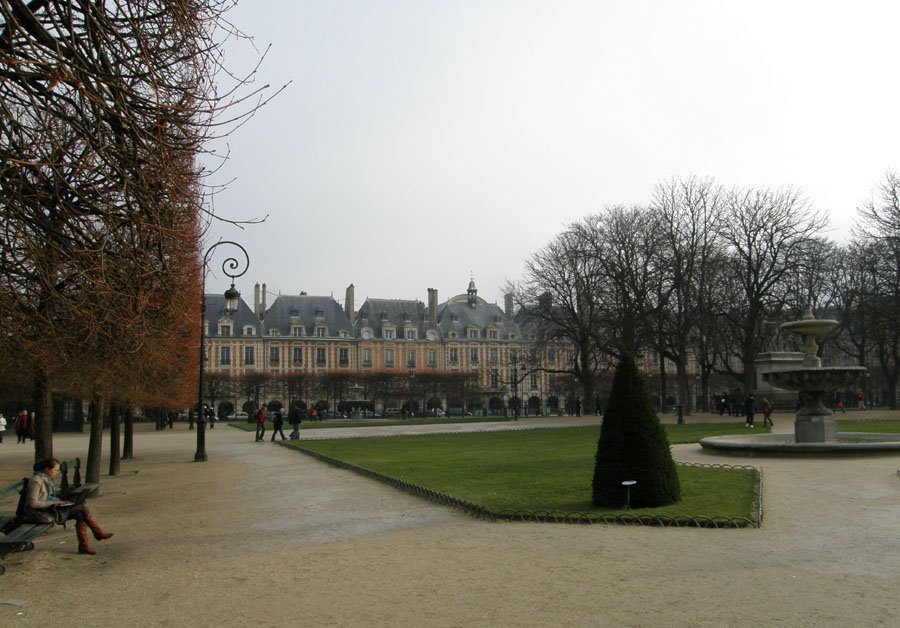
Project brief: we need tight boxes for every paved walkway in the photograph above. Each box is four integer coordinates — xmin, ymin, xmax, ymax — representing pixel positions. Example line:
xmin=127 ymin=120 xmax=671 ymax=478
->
xmin=0 ymin=411 xmax=897 ymax=626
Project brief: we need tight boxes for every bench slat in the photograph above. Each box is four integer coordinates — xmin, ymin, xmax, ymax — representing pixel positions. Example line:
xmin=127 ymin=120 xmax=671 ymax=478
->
xmin=0 ymin=523 xmax=53 ymax=545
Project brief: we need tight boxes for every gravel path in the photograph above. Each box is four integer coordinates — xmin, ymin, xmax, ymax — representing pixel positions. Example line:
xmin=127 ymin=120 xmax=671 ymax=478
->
xmin=0 ymin=412 xmax=897 ymax=627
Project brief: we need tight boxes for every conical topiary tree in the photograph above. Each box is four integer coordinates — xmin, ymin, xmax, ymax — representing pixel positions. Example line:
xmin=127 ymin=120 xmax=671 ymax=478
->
xmin=592 ymin=352 xmax=681 ymax=508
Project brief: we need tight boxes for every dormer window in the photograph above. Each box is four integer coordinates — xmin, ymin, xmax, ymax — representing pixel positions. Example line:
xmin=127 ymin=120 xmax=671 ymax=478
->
xmin=426 ymin=330 xmax=438 ymax=341
xmin=361 ymin=328 xmax=373 ymax=340
xmin=488 ymin=329 xmax=498 ymax=339
xmin=290 ymin=308 xmax=299 ymax=317
xmin=384 ymin=328 xmax=396 ymax=340
xmin=218 ymin=324 xmax=232 ymax=337
xmin=405 ymin=328 xmax=418 ymax=340
xmin=450 ymin=314 xmax=459 ymax=322
xmin=268 ymin=329 xmax=279 ymax=336
xmin=291 ymin=326 xmax=304 ymax=337
xmin=243 ymin=325 xmax=255 ymax=336
xmin=468 ymin=328 xmax=479 ymax=339
xmin=315 ymin=327 xmax=326 ymax=338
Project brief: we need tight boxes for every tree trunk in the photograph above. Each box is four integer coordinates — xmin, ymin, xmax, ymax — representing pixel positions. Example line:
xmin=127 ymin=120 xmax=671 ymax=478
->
xmin=31 ymin=367 xmax=53 ymax=462
xmin=86 ymin=396 xmax=105 ymax=485
xmin=108 ymin=406 xmax=121 ymax=476
xmin=122 ymin=409 xmax=134 ymax=460
xmin=675 ymin=353 xmax=690 ymax=415
xmin=657 ymin=352 xmax=668 ymax=413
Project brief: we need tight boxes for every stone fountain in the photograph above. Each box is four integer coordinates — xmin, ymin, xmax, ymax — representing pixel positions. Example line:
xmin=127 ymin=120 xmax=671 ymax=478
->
xmin=764 ymin=311 xmax=866 ymax=443
xmin=700 ymin=311 xmax=900 ymax=455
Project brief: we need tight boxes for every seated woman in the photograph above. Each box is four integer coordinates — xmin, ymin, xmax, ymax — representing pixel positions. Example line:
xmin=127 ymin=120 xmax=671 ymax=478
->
xmin=23 ymin=458 xmax=113 ymax=555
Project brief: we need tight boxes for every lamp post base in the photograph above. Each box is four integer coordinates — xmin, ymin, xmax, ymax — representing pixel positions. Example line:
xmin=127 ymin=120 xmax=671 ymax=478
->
xmin=194 ymin=418 xmax=207 ymax=462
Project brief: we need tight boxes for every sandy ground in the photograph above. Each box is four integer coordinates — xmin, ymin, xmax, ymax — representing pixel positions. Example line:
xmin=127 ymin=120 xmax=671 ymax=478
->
xmin=0 ymin=411 xmax=898 ymax=627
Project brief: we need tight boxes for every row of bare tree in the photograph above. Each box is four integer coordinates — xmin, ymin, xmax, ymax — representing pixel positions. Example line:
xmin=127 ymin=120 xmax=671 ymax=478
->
xmin=0 ymin=2 xmax=271 ymax=480
xmin=512 ymin=174 xmax=900 ymax=411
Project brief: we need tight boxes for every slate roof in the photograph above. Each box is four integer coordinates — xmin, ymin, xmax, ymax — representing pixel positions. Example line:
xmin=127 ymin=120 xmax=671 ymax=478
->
xmin=260 ymin=294 xmax=352 ymax=338
xmin=355 ymin=298 xmax=439 ymax=339
xmin=204 ymin=294 xmax=261 ymax=337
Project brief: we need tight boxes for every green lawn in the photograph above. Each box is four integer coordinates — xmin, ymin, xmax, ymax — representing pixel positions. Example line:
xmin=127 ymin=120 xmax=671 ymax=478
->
xmin=837 ymin=420 xmax=900 ymax=433
xmin=290 ymin=426 xmax=758 ymax=523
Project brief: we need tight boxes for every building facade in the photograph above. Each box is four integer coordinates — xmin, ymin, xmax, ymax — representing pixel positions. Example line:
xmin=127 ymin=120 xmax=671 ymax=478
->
xmin=203 ymin=280 xmax=575 ymax=417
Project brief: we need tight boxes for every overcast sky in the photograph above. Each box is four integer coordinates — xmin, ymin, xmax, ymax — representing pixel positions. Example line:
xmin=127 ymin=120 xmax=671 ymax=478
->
xmin=204 ymin=0 xmax=900 ymax=308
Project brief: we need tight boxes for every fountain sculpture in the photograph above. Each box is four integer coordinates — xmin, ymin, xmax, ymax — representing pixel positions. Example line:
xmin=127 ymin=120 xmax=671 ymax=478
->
xmin=701 ymin=310 xmax=900 ymax=455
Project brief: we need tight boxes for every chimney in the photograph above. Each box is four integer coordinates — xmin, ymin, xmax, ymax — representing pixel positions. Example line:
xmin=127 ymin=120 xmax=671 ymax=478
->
xmin=539 ymin=291 xmax=552 ymax=313
xmin=504 ymin=293 xmax=514 ymax=317
xmin=428 ymin=288 xmax=438 ymax=323
xmin=261 ymin=283 xmax=267 ymax=319
xmin=254 ymin=283 xmax=260 ymax=318
xmin=345 ymin=284 xmax=355 ymax=320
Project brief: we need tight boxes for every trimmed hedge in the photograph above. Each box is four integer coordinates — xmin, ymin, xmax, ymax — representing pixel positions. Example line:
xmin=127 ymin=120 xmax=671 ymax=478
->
xmin=592 ymin=352 xmax=681 ymax=508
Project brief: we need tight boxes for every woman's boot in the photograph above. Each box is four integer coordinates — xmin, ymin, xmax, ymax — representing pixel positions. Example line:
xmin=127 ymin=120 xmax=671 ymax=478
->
xmin=85 ymin=514 xmax=113 ymax=540
xmin=76 ymin=522 xmax=96 ymax=555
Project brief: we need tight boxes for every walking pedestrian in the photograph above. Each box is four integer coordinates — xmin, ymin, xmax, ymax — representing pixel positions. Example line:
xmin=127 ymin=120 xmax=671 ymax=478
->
xmin=270 ymin=408 xmax=286 ymax=441
xmin=761 ymin=397 xmax=773 ymax=428
xmin=255 ymin=404 xmax=267 ymax=442
xmin=288 ymin=406 xmax=302 ymax=440
xmin=0 ymin=413 xmax=6 ymax=443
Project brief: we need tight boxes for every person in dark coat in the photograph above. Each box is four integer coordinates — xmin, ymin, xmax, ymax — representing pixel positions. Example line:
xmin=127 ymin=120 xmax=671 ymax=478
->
xmin=270 ymin=409 xmax=286 ymax=442
xmin=744 ymin=394 xmax=756 ymax=428
xmin=255 ymin=404 xmax=267 ymax=442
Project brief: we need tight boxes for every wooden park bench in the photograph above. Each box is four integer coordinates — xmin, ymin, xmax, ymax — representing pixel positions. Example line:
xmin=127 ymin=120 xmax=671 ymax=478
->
xmin=0 ymin=457 xmax=99 ymax=575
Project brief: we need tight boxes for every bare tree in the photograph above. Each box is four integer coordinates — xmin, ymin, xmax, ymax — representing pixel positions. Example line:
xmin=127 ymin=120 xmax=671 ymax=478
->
xmin=652 ymin=176 xmax=726 ymax=413
xmin=852 ymin=172 xmax=900 ymax=407
xmin=716 ymin=186 xmax=827 ymax=392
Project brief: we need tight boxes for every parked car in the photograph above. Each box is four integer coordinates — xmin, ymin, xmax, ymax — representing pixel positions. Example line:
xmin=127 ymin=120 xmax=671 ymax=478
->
xmin=226 ymin=411 xmax=249 ymax=421
xmin=383 ymin=408 xmax=403 ymax=418
xmin=446 ymin=407 xmax=469 ymax=417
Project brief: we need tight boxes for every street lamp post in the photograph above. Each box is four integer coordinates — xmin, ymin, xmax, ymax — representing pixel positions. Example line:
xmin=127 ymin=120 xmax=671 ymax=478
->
xmin=196 ymin=241 xmax=249 ymax=462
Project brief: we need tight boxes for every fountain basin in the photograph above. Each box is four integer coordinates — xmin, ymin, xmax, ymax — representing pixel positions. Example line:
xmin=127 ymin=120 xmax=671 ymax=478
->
xmin=700 ymin=432 xmax=900 ymax=456
xmin=762 ymin=366 xmax=867 ymax=394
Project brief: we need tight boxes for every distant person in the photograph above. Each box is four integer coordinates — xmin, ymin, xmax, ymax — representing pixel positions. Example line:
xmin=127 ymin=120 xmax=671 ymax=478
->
xmin=206 ymin=406 xmax=216 ymax=429
xmin=0 ymin=413 xmax=6 ymax=443
xmin=760 ymin=397 xmax=773 ymax=427
xmin=744 ymin=394 xmax=756 ymax=428
xmin=23 ymin=457 xmax=113 ymax=555
xmin=857 ymin=389 xmax=865 ymax=410
xmin=836 ymin=400 xmax=845 ymax=414
xmin=167 ymin=411 xmax=175 ymax=429
xmin=270 ymin=409 xmax=286 ymax=442
xmin=255 ymin=404 xmax=267 ymax=442
xmin=15 ymin=410 xmax=29 ymax=443
xmin=288 ymin=406 xmax=302 ymax=440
